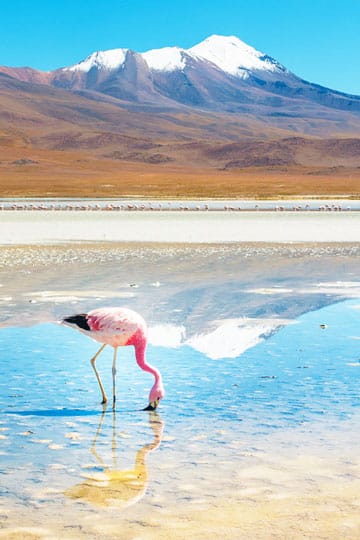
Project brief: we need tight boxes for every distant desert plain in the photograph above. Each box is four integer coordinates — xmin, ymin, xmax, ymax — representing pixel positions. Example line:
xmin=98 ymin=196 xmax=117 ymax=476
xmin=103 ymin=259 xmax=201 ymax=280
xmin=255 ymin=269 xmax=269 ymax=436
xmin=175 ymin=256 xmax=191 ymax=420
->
xmin=2 ymin=141 xmax=360 ymax=199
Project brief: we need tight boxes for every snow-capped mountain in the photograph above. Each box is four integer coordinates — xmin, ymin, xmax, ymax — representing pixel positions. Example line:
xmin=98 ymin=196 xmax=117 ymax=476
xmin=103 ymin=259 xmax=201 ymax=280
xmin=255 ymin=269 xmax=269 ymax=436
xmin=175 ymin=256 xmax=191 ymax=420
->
xmin=189 ymin=34 xmax=285 ymax=77
xmin=2 ymin=34 xmax=360 ymax=120
xmin=50 ymin=34 xmax=359 ymax=114
xmin=66 ymin=48 xmax=129 ymax=72
xmin=65 ymin=35 xmax=285 ymax=77
xmin=141 ymin=46 xmax=188 ymax=72
xmin=1 ymin=33 xmax=360 ymax=188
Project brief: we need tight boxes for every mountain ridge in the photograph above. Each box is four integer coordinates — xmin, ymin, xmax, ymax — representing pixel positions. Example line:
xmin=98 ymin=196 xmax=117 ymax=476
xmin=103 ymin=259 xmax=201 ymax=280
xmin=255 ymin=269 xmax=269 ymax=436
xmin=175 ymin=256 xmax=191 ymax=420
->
xmin=1 ymin=34 xmax=360 ymax=197
xmin=2 ymin=34 xmax=359 ymax=114
xmin=63 ymin=35 xmax=286 ymax=77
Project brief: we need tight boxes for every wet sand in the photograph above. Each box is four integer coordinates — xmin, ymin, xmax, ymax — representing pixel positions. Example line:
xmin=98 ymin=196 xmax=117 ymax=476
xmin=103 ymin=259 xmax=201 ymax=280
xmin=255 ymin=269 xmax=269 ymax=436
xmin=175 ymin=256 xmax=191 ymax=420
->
xmin=1 ymin=210 xmax=360 ymax=244
xmin=1 ymin=412 xmax=360 ymax=540
xmin=1 ymin=244 xmax=360 ymax=539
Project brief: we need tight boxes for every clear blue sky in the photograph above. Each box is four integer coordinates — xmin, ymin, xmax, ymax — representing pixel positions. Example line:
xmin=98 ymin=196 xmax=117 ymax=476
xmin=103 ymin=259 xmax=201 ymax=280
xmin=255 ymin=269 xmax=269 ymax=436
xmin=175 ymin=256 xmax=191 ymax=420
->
xmin=1 ymin=0 xmax=359 ymax=95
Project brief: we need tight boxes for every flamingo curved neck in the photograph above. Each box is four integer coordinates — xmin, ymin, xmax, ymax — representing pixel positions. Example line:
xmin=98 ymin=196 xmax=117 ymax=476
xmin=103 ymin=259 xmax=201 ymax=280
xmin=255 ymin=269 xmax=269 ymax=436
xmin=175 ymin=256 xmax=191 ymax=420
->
xmin=132 ymin=334 xmax=162 ymax=383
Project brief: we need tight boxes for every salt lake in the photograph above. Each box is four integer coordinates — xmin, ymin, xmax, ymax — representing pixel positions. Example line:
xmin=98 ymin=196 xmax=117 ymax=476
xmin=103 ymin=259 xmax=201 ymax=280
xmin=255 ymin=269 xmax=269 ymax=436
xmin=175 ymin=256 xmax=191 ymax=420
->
xmin=0 ymin=244 xmax=360 ymax=539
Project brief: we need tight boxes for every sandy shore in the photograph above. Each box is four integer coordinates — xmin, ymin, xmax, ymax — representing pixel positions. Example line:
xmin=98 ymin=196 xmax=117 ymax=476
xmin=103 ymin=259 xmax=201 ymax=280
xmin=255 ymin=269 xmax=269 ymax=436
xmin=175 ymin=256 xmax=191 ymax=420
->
xmin=1 ymin=210 xmax=360 ymax=244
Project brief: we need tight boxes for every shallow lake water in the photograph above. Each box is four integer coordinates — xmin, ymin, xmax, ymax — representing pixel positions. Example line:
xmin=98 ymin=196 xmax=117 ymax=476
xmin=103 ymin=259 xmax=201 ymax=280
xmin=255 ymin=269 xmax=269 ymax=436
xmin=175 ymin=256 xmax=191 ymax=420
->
xmin=0 ymin=244 xmax=360 ymax=539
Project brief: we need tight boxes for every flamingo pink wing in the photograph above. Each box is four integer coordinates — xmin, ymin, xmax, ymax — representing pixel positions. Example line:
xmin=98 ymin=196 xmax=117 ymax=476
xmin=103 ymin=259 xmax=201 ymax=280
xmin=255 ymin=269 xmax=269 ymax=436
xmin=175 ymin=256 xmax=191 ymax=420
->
xmin=87 ymin=308 xmax=146 ymax=346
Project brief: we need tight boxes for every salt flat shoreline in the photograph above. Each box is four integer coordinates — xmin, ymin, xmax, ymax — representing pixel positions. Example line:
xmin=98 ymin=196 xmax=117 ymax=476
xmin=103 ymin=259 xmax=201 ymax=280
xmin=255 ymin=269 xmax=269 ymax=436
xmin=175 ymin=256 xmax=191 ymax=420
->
xmin=1 ymin=210 xmax=360 ymax=244
xmin=1 ymin=197 xmax=360 ymax=212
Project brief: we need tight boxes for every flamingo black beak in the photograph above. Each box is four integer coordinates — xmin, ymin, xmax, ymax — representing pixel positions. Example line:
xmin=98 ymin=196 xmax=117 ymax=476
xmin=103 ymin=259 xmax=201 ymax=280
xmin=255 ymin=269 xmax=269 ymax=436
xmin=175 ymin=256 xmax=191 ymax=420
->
xmin=143 ymin=399 xmax=160 ymax=411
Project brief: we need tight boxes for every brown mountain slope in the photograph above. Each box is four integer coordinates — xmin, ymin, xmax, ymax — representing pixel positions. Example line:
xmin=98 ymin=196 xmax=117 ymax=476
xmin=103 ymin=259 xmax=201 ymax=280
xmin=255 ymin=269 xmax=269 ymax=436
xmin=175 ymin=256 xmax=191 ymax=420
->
xmin=0 ymin=72 xmax=297 ymax=143
xmin=0 ymin=72 xmax=360 ymax=197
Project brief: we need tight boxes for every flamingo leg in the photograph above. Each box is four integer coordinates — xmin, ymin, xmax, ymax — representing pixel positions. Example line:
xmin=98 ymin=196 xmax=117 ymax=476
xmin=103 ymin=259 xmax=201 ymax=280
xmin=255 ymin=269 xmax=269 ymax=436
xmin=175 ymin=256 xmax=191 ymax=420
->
xmin=91 ymin=403 xmax=107 ymax=465
xmin=112 ymin=409 xmax=118 ymax=468
xmin=112 ymin=347 xmax=118 ymax=409
xmin=90 ymin=343 xmax=107 ymax=404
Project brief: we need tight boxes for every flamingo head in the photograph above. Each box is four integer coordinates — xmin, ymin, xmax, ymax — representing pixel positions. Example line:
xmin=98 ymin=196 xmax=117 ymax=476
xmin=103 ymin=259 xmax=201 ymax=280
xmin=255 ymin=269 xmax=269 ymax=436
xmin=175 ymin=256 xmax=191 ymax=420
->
xmin=143 ymin=380 xmax=165 ymax=411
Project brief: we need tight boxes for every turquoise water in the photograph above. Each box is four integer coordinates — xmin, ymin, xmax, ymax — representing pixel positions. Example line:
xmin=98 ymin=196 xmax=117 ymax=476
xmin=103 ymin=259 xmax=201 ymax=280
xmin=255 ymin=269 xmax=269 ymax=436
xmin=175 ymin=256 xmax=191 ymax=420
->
xmin=1 ymin=299 xmax=359 ymax=500
xmin=1 ymin=298 xmax=359 ymax=423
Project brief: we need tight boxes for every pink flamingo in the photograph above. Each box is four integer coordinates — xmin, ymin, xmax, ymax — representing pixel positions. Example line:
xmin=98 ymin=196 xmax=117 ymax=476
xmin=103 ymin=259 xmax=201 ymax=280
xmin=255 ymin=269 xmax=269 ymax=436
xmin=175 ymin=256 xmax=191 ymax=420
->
xmin=62 ymin=307 xmax=164 ymax=411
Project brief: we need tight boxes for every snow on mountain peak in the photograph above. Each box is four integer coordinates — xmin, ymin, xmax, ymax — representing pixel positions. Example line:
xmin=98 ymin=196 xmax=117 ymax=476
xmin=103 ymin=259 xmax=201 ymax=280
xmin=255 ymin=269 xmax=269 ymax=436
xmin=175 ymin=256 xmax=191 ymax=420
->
xmin=65 ymin=48 xmax=128 ymax=73
xmin=141 ymin=46 xmax=186 ymax=72
xmin=189 ymin=34 xmax=284 ymax=77
xmin=62 ymin=34 xmax=285 ymax=77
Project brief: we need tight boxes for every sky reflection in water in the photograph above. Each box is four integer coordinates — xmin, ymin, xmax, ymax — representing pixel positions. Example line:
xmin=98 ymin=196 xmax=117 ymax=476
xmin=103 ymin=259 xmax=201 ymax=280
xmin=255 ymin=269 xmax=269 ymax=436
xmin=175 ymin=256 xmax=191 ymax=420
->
xmin=1 ymin=299 xmax=360 ymax=499
xmin=1 ymin=297 xmax=359 ymax=419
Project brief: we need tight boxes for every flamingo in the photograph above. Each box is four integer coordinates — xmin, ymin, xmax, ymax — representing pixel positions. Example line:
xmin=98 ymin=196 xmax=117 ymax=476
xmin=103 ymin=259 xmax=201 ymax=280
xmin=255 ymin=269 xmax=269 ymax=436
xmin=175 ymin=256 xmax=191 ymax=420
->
xmin=62 ymin=307 xmax=164 ymax=411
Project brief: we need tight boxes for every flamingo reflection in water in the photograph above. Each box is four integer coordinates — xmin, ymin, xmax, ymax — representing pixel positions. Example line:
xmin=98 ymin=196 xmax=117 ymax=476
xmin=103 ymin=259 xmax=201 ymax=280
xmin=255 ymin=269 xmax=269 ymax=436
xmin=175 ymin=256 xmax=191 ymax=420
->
xmin=65 ymin=408 xmax=164 ymax=508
